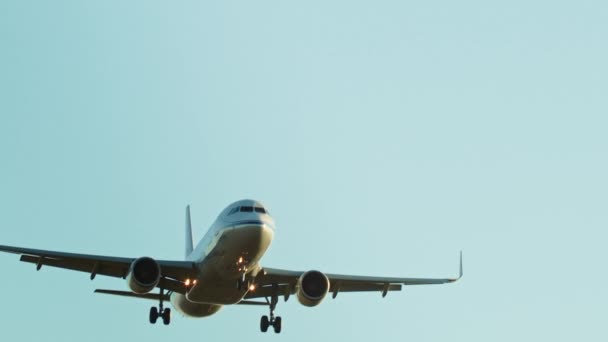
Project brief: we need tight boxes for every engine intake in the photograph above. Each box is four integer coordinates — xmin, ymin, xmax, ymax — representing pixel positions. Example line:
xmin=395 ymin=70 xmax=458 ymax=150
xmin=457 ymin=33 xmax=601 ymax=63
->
xmin=296 ymin=270 xmax=330 ymax=307
xmin=126 ymin=257 xmax=161 ymax=294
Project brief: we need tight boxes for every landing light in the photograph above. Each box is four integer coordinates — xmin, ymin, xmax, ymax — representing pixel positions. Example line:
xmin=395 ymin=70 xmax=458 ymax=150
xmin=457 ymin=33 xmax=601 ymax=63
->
xmin=249 ymin=284 xmax=256 ymax=291
xmin=185 ymin=279 xmax=198 ymax=286
xmin=238 ymin=256 xmax=244 ymax=264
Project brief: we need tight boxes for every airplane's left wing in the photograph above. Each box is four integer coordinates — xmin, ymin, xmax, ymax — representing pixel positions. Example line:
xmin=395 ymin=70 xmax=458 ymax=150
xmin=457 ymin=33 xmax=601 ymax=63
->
xmin=247 ymin=252 xmax=462 ymax=300
xmin=0 ymin=244 xmax=197 ymax=294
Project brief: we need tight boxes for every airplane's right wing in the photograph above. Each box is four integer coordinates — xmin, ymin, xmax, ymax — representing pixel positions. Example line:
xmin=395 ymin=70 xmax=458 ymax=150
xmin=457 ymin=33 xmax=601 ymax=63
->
xmin=0 ymin=244 xmax=198 ymax=294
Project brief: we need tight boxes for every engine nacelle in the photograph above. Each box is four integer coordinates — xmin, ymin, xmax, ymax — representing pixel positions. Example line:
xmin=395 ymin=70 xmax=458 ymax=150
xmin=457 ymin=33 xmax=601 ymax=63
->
xmin=296 ymin=270 xmax=330 ymax=307
xmin=126 ymin=257 xmax=161 ymax=294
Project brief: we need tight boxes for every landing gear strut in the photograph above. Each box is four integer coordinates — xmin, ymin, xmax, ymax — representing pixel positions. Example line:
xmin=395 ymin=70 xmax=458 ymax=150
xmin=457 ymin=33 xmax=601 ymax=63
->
xmin=149 ymin=288 xmax=171 ymax=325
xmin=260 ymin=295 xmax=282 ymax=334
xmin=237 ymin=273 xmax=250 ymax=291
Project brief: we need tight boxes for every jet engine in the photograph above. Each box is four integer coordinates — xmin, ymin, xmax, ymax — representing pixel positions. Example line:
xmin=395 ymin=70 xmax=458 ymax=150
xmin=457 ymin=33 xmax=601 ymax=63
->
xmin=296 ymin=270 xmax=330 ymax=307
xmin=126 ymin=257 xmax=161 ymax=294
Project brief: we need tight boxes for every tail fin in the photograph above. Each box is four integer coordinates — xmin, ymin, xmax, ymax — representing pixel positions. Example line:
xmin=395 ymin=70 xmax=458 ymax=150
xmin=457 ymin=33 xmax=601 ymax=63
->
xmin=185 ymin=205 xmax=194 ymax=258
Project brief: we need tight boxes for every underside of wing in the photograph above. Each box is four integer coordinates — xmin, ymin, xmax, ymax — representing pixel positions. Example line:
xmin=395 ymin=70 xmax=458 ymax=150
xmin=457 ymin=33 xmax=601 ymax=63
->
xmin=0 ymin=244 xmax=197 ymax=294
xmin=248 ymin=252 xmax=462 ymax=300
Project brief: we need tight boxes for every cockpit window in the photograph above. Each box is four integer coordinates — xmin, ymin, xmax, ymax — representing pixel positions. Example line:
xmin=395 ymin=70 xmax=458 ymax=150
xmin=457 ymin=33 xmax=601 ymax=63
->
xmin=228 ymin=207 xmax=239 ymax=215
xmin=240 ymin=206 xmax=254 ymax=212
xmin=254 ymin=207 xmax=266 ymax=214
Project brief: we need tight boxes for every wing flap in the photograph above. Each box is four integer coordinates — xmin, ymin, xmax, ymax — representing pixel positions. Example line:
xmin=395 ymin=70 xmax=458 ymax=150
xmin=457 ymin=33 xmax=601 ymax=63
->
xmin=327 ymin=274 xmax=456 ymax=285
xmin=332 ymin=283 xmax=402 ymax=293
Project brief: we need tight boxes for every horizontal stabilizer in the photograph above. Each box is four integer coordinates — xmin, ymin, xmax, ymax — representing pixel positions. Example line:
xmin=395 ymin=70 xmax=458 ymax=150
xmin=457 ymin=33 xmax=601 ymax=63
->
xmin=95 ymin=290 xmax=272 ymax=306
xmin=236 ymin=300 xmax=268 ymax=306
xmin=95 ymin=289 xmax=170 ymax=301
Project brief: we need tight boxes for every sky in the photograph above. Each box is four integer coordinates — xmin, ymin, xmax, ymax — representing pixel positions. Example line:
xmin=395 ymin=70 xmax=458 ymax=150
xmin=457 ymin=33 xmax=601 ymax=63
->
xmin=0 ymin=1 xmax=607 ymax=341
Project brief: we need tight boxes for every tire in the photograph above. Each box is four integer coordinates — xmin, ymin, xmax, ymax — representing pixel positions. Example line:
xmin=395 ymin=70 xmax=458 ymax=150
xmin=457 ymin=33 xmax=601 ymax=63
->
xmin=273 ymin=317 xmax=282 ymax=334
xmin=162 ymin=308 xmax=171 ymax=325
xmin=260 ymin=315 xmax=269 ymax=333
xmin=149 ymin=307 xmax=158 ymax=324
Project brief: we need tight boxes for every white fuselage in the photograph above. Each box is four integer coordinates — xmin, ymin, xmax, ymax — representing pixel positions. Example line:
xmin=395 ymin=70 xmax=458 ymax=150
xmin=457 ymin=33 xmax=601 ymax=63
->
xmin=170 ymin=200 xmax=275 ymax=317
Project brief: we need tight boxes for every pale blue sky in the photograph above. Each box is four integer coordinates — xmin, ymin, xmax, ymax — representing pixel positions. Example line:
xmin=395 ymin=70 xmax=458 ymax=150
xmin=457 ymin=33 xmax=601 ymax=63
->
xmin=1 ymin=1 xmax=607 ymax=341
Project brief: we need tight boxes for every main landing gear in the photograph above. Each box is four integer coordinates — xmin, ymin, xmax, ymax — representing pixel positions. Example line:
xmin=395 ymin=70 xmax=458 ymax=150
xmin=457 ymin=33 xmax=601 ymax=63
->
xmin=260 ymin=295 xmax=282 ymax=334
xmin=149 ymin=288 xmax=171 ymax=325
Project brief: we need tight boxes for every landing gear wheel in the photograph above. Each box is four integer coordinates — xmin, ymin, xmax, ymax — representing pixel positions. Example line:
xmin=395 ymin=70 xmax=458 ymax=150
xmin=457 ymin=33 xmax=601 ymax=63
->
xmin=260 ymin=315 xmax=270 ymax=332
xmin=149 ymin=307 xmax=159 ymax=324
xmin=273 ymin=316 xmax=282 ymax=334
xmin=150 ymin=288 xmax=171 ymax=325
xmin=260 ymin=293 xmax=283 ymax=333
xmin=162 ymin=308 xmax=171 ymax=325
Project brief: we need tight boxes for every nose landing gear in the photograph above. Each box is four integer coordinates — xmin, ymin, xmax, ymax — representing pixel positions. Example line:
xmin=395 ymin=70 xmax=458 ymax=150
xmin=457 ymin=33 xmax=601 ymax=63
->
xmin=237 ymin=273 xmax=250 ymax=291
xmin=236 ymin=256 xmax=250 ymax=291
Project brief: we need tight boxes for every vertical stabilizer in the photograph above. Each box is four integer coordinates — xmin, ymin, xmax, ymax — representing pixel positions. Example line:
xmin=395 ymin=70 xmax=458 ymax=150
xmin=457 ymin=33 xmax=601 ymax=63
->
xmin=185 ymin=205 xmax=194 ymax=258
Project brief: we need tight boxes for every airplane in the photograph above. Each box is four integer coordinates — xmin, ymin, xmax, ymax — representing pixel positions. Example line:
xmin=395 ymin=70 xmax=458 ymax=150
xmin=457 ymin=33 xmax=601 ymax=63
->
xmin=0 ymin=199 xmax=462 ymax=333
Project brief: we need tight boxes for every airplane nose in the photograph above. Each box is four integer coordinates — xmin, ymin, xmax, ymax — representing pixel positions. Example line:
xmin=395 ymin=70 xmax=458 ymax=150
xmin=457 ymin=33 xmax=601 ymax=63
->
xmin=227 ymin=223 xmax=274 ymax=258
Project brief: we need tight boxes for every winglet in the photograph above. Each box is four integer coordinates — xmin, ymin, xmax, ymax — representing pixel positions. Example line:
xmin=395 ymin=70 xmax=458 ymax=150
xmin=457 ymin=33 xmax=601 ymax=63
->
xmin=459 ymin=250 xmax=463 ymax=278
xmin=449 ymin=251 xmax=463 ymax=283
xmin=185 ymin=205 xmax=194 ymax=258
